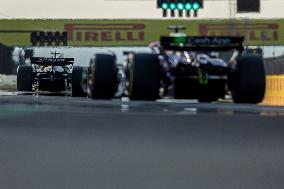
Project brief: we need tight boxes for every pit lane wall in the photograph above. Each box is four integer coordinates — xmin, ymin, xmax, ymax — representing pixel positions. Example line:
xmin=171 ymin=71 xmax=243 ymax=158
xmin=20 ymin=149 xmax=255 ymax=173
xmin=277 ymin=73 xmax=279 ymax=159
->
xmin=0 ymin=19 xmax=284 ymax=46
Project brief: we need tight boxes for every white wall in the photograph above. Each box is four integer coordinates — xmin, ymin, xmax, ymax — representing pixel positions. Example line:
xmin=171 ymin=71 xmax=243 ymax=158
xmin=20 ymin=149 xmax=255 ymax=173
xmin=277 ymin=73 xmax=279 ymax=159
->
xmin=0 ymin=0 xmax=283 ymax=19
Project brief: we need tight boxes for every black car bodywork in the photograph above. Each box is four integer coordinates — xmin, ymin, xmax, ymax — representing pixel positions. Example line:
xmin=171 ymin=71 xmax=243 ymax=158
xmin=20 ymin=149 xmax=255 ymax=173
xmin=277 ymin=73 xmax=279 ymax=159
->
xmin=17 ymin=56 xmax=86 ymax=96
xmin=30 ymin=57 xmax=74 ymax=92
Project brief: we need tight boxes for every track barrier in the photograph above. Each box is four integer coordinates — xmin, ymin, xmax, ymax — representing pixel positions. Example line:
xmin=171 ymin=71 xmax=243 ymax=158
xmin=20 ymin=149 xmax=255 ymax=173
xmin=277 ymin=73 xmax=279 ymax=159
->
xmin=261 ymin=75 xmax=284 ymax=106
xmin=261 ymin=56 xmax=284 ymax=106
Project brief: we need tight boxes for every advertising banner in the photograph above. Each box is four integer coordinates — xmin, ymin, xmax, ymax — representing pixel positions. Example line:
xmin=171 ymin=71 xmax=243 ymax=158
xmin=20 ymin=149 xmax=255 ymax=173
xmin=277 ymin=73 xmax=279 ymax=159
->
xmin=0 ymin=19 xmax=283 ymax=46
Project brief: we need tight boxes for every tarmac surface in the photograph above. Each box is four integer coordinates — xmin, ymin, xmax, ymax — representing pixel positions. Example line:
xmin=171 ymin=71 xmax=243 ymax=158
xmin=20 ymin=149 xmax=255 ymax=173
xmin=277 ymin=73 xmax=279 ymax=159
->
xmin=0 ymin=93 xmax=284 ymax=189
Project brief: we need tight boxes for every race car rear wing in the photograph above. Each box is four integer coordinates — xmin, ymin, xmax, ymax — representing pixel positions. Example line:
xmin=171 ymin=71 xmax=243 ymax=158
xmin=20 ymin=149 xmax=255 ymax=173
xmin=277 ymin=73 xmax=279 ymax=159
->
xmin=30 ymin=57 xmax=74 ymax=66
xmin=160 ymin=36 xmax=244 ymax=52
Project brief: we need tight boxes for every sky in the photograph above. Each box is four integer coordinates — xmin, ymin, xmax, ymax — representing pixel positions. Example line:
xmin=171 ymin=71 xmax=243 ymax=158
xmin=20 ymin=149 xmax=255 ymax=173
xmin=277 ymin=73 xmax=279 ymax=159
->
xmin=0 ymin=0 xmax=284 ymax=19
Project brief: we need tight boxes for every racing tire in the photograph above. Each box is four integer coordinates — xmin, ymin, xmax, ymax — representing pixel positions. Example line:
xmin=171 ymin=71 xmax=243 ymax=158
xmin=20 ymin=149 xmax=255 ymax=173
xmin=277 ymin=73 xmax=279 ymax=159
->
xmin=72 ymin=66 xmax=86 ymax=97
xmin=128 ymin=53 xmax=160 ymax=100
xmin=17 ymin=65 xmax=33 ymax=91
xmin=230 ymin=55 xmax=265 ymax=104
xmin=90 ymin=54 xmax=118 ymax=99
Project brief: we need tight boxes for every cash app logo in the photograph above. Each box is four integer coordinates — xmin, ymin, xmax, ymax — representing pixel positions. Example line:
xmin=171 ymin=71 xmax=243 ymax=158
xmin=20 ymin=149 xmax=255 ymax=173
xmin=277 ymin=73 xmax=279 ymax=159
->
xmin=174 ymin=37 xmax=186 ymax=44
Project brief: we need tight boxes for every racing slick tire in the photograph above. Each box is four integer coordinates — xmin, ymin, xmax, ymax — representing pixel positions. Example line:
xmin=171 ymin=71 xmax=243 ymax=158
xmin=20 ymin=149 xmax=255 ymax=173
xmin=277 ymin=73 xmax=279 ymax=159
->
xmin=128 ymin=53 xmax=160 ymax=100
xmin=89 ymin=54 xmax=118 ymax=99
xmin=72 ymin=66 xmax=86 ymax=97
xmin=230 ymin=55 xmax=265 ymax=104
xmin=17 ymin=65 xmax=33 ymax=91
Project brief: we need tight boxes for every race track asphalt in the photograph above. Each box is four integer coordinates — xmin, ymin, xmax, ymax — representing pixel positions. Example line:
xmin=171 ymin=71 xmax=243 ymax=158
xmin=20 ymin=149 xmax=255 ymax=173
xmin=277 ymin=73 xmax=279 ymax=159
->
xmin=0 ymin=94 xmax=283 ymax=189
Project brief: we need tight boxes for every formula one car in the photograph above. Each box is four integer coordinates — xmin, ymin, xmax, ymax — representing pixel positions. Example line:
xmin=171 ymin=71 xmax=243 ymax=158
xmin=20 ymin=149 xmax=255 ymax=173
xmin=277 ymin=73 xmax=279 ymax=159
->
xmin=85 ymin=27 xmax=265 ymax=103
xmin=17 ymin=52 xmax=86 ymax=97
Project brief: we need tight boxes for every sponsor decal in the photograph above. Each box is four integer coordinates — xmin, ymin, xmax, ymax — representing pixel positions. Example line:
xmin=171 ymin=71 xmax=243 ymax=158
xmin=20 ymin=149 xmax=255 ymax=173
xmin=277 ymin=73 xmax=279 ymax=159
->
xmin=187 ymin=37 xmax=232 ymax=45
xmin=199 ymin=23 xmax=279 ymax=42
xmin=173 ymin=37 xmax=234 ymax=46
xmin=43 ymin=58 xmax=67 ymax=62
xmin=198 ymin=69 xmax=209 ymax=85
xmin=64 ymin=23 xmax=145 ymax=43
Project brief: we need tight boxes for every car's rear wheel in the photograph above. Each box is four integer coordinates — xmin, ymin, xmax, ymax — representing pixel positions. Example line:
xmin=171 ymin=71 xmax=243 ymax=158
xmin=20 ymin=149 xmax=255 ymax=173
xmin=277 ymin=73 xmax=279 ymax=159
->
xmin=89 ymin=54 xmax=118 ymax=99
xmin=230 ymin=55 xmax=265 ymax=103
xmin=17 ymin=65 xmax=33 ymax=91
xmin=128 ymin=53 xmax=160 ymax=100
xmin=72 ymin=66 xmax=86 ymax=97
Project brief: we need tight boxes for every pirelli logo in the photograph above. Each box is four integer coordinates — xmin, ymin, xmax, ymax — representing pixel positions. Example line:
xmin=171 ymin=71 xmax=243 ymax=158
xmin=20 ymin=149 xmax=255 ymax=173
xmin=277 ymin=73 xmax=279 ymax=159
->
xmin=64 ymin=24 xmax=145 ymax=43
xmin=199 ymin=23 xmax=279 ymax=42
